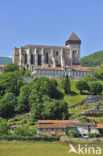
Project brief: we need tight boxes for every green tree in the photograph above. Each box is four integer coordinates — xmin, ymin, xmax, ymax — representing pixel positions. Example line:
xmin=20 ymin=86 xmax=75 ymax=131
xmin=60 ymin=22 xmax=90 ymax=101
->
xmin=51 ymin=79 xmax=58 ymax=88
xmin=0 ymin=93 xmax=17 ymax=118
xmin=0 ymin=71 xmax=23 ymax=96
xmin=81 ymin=74 xmax=94 ymax=82
xmin=30 ymin=92 xmax=69 ymax=120
xmin=20 ymin=66 xmax=32 ymax=76
xmin=42 ymin=100 xmax=68 ymax=120
xmin=35 ymin=76 xmax=53 ymax=97
xmin=35 ymin=76 xmax=62 ymax=99
xmin=30 ymin=89 xmax=43 ymax=120
xmin=76 ymin=80 xmax=89 ymax=94
xmin=3 ymin=63 xmax=19 ymax=73
xmin=89 ymin=82 xmax=102 ymax=95
xmin=17 ymin=85 xmax=31 ymax=112
xmin=0 ymin=118 xmax=10 ymax=135
xmin=63 ymin=74 xmax=70 ymax=94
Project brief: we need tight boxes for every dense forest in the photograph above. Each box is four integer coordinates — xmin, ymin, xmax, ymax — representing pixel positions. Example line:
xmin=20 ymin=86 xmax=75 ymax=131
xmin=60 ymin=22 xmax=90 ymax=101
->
xmin=80 ymin=50 xmax=103 ymax=67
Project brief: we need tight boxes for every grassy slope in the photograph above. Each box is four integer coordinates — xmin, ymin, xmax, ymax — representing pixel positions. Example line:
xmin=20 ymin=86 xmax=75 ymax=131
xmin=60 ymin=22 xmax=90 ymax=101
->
xmin=0 ymin=140 xmax=103 ymax=156
xmin=57 ymin=80 xmax=86 ymax=107
xmin=58 ymin=80 xmax=103 ymax=122
xmin=7 ymin=80 xmax=103 ymax=125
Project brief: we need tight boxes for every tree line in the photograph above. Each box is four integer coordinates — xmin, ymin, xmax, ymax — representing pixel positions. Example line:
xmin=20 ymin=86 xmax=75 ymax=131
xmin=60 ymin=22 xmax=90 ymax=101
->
xmin=0 ymin=63 xmax=69 ymax=120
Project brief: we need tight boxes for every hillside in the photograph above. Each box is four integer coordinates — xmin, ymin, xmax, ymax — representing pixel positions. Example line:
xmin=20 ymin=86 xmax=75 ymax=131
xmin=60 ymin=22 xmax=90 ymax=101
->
xmin=80 ymin=50 xmax=103 ymax=67
xmin=0 ymin=57 xmax=12 ymax=65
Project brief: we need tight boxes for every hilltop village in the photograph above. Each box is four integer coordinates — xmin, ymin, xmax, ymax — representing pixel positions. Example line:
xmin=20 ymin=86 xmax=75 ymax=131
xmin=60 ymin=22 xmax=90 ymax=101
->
xmin=0 ymin=33 xmax=103 ymax=139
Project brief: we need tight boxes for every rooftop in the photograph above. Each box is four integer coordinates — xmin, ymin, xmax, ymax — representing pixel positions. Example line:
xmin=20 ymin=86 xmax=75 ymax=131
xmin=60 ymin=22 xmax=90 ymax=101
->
xmin=35 ymin=66 xmax=92 ymax=72
xmin=67 ymin=32 xmax=81 ymax=41
xmin=97 ymin=124 xmax=103 ymax=129
xmin=0 ymin=65 xmax=6 ymax=68
xmin=38 ymin=120 xmax=73 ymax=124
xmin=65 ymin=32 xmax=81 ymax=45
xmin=35 ymin=67 xmax=63 ymax=71
xmin=73 ymin=67 xmax=92 ymax=72
xmin=37 ymin=120 xmax=96 ymax=129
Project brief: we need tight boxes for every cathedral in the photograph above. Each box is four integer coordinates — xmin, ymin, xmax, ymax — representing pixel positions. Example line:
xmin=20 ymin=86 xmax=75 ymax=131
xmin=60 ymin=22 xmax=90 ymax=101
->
xmin=12 ymin=32 xmax=81 ymax=72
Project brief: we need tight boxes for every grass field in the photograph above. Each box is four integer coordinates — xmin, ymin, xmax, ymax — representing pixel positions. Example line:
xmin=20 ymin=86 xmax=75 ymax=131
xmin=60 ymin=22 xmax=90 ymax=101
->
xmin=0 ymin=140 xmax=103 ymax=156
xmin=57 ymin=80 xmax=86 ymax=107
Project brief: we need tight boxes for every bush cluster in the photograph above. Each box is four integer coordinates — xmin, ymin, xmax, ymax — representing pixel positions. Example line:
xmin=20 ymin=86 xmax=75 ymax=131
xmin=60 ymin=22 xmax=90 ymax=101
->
xmin=88 ymin=132 xmax=101 ymax=138
xmin=76 ymin=80 xmax=103 ymax=95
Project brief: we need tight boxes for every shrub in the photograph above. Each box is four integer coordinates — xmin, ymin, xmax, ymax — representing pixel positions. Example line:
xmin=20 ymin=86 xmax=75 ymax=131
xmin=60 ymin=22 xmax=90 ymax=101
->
xmin=89 ymin=82 xmax=102 ymax=95
xmin=0 ymin=118 xmax=10 ymax=135
xmin=88 ymin=132 xmax=101 ymax=138
xmin=0 ymin=93 xmax=17 ymax=118
xmin=81 ymin=74 xmax=94 ymax=82
xmin=67 ymin=130 xmax=75 ymax=138
xmin=28 ymin=127 xmax=37 ymax=136
xmin=14 ymin=126 xmax=29 ymax=136
xmin=76 ymin=80 xmax=89 ymax=94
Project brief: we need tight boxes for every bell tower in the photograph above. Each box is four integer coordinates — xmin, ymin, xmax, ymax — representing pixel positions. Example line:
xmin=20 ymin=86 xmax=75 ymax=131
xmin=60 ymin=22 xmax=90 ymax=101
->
xmin=65 ymin=32 xmax=81 ymax=65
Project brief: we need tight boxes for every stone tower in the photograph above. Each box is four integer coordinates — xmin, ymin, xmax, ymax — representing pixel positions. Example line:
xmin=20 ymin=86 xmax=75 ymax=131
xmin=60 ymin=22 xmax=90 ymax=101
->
xmin=65 ymin=32 xmax=81 ymax=65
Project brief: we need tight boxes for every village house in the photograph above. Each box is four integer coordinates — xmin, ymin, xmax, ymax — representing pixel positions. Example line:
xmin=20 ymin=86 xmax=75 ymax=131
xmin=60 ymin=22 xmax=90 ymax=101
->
xmin=34 ymin=66 xmax=93 ymax=80
xmin=37 ymin=120 xmax=101 ymax=137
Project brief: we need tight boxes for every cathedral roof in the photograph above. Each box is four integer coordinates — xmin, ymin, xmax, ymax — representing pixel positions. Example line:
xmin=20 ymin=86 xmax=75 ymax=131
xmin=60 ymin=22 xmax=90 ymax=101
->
xmin=65 ymin=32 xmax=81 ymax=45
xmin=67 ymin=32 xmax=81 ymax=41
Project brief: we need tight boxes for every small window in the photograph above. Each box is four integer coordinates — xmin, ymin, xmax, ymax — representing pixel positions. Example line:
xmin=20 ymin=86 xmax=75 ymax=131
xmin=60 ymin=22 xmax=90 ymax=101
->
xmin=46 ymin=53 xmax=49 ymax=64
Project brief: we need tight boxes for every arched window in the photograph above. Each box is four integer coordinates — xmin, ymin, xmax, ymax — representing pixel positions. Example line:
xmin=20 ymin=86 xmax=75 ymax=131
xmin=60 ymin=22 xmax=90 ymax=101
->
xmin=46 ymin=53 xmax=48 ymax=64
xmin=31 ymin=54 xmax=35 ymax=64
xmin=24 ymin=54 xmax=27 ymax=64
xmin=38 ymin=54 xmax=42 ymax=66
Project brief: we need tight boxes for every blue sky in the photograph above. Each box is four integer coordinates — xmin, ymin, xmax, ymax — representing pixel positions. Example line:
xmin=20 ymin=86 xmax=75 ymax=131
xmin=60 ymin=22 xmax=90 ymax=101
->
xmin=0 ymin=0 xmax=103 ymax=57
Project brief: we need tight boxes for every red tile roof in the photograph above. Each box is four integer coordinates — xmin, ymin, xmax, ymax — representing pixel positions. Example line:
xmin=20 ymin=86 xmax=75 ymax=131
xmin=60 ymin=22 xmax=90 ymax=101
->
xmin=0 ymin=65 xmax=6 ymax=68
xmin=64 ymin=66 xmax=92 ymax=72
xmin=37 ymin=124 xmax=67 ymax=129
xmin=73 ymin=67 xmax=92 ymax=72
xmin=37 ymin=120 xmax=96 ymax=129
xmin=35 ymin=67 xmax=63 ymax=71
xmin=38 ymin=120 xmax=73 ymax=124
xmin=96 ymin=124 xmax=103 ymax=129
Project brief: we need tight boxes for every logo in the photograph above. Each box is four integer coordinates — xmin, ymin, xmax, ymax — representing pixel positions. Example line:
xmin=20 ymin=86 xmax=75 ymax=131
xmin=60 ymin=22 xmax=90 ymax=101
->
xmin=68 ymin=144 xmax=101 ymax=155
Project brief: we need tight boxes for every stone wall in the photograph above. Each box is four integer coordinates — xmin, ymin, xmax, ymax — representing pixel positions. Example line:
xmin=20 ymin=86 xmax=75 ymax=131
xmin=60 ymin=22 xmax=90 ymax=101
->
xmin=84 ymin=95 xmax=103 ymax=104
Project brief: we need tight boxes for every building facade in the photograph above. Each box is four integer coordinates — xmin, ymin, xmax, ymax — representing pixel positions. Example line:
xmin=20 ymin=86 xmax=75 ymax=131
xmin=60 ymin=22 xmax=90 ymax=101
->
xmin=33 ymin=66 xmax=93 ymax=80
xmin=37 ymin=120 xmax=99 ymax=137
xmin=13 ymin=32 xmax=81 ymax=72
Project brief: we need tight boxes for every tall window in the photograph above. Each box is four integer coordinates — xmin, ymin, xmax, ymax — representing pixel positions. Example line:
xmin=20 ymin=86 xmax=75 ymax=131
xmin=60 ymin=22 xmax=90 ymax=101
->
xmin=31 ymin=54 xmax=34 ymax=64
xmin=46 ymin=53 xmax=48 ymax=64
xmin=38 ymin=54 xmax=42 ymax=66
xmin=56 ymin=51 xmax=58 ymax=56
xmin=24 ymin=54 xmax=27 ymax=64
